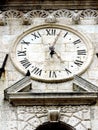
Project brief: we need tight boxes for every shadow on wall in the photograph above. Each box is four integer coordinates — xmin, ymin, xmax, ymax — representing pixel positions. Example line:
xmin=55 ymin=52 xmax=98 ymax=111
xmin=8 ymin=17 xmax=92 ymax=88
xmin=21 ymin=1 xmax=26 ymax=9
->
xmin=0 ymin=0 xmax=7 ymax=5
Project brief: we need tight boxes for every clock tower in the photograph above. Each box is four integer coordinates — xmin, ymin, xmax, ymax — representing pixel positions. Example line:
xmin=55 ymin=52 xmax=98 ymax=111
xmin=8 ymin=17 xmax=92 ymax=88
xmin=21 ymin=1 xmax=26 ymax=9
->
xmin=0 ymin=0 xmax=98 ymax=130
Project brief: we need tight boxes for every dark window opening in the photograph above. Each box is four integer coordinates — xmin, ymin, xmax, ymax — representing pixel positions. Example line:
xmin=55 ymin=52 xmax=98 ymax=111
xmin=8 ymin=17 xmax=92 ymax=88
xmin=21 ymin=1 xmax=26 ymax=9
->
xmin=36 ymin=121 xmax=76 ymax=130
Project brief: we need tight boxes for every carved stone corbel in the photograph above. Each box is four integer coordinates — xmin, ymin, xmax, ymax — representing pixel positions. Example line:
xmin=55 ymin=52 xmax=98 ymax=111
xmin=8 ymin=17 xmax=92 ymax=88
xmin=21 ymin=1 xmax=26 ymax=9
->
xmin=94 ymin=16 xmax=98 ymax=24
xmin=48 ymin=109 xmax=60 ymax=122
xmin=72 ymin=10 xmax=82 ymax=24
xmin=45 ymin=14 xmax=57 ymax=23
xmin=0 ymin=12 xmax=6 ymax=26
xmin=22 ymin=14 xmax=32 ymax=25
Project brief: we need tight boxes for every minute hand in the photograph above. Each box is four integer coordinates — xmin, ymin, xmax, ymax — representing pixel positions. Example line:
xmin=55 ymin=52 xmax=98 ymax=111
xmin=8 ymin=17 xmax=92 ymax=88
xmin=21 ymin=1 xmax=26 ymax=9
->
xmin=52 ymin=30 xmax=62 ymax=47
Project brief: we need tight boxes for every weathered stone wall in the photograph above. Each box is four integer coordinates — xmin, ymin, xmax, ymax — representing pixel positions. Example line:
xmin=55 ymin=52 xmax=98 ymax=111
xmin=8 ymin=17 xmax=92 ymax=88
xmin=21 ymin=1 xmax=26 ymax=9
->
xmin=0 ymin=105 xmax=93 ymax=130
xmin=1 ymin=0 xmax=98 ymax=10
xmin=0 ymin=9 xmax=98 ymax=130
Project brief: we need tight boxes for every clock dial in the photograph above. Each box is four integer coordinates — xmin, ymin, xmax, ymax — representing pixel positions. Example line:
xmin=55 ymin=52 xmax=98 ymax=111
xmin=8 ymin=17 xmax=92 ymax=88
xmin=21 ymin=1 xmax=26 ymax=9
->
xmin=11 ymin=24 xmax=94 ymax=82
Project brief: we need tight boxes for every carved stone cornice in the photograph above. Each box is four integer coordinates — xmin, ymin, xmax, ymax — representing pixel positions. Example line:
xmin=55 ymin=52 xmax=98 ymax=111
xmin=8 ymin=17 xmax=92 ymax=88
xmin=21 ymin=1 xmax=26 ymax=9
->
xmin=0 ymin=9 xmax=98 ymax=26
xmin=7 ymin=92 xmax=98 ymax=106
xmin=1 ymin=9 xmax=98 ymax=19
xmin=0 ymin=9 xmax=98 ymax=25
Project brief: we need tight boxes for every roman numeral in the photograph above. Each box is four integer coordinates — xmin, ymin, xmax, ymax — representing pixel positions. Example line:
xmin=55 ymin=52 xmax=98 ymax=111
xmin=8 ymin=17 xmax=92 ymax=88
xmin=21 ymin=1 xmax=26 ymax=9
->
xmin=20 ymin=58 xmax=31 ymax=69
xmin=31 ymin=66 xmax=42 ymax=76
xmin=21 ymin=40 xmax=30 ymax=45
xmin=63 ymin=32 xmax=68 ymax=38
xmin=31 ymin=31 xmax=41 ymax=40
xmin=77 ymin=50 xmax=86 ymax=55
xmin=46 ymin=29 xmax=56 ymax=35
xmin=65 ymin=68 xmax=72 ymax=74
xmin=49 ymin=71 xmax=57 ymax=78
xmin=17 ymin=50 xmax=26 ymax=56
xmin=73 ymin=39 xmax=81 ymax=45
xmin=74 ymin=60 xmax=83 ymax=66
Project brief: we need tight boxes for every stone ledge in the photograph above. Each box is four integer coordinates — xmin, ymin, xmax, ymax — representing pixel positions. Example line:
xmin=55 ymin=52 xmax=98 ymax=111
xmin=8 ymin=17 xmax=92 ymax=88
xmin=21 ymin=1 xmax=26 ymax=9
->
xmin=6 ymin=92 xmax=98 ymax=106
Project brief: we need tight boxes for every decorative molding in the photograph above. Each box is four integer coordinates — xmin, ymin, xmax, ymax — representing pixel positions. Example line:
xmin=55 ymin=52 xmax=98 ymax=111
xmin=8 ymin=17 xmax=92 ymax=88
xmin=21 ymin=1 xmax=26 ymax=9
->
xmin=53 ymin=9 xmax=72 ymax=18
xmin=73 ymin=75 xmax=98 ymax=92
xmin=1 ymin=9 xmax=98 ymax=19
xmin=6 ymin=92 xmax=98 ymax=106
xmin=60 ymin=105 xmax=89 ymax=113
xmin=0 ymin=9 xmax=98 ymax=25
xmin=4 ymin=75 xmax=98 ymax=106
xmin=3 ymin=10 xmax=23 ymax=18
xmin=80 ymin=9 xmax=98 ymax=18
xmin=28 ymin=10 xmax=49 ymax=18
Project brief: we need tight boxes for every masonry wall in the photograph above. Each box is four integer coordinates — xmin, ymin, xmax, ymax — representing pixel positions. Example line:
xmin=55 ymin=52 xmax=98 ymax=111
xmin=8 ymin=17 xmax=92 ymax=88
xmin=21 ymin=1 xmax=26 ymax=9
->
xmin=0 ymin=9 xmax=98 ymax=130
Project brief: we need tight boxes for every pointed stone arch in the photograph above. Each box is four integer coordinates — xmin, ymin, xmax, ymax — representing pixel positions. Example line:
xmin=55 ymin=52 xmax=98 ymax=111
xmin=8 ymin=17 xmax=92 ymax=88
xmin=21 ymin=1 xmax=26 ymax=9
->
xmin=36 ymin=121 xmax=76 ymax=130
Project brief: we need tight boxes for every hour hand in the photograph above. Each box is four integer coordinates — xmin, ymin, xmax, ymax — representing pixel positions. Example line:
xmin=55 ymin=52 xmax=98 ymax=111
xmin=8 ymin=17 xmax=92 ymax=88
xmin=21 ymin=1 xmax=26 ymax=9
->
xmin=49 ymin=46 xmax=64 ymax=62
xmin=49 ymin=46 xmax=56 ymax=58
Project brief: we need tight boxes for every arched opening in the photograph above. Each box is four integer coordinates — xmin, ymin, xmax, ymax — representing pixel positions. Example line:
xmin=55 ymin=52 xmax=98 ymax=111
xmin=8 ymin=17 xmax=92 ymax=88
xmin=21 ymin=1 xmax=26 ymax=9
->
xmin=36 ymin=121 xmax=76 ymax=130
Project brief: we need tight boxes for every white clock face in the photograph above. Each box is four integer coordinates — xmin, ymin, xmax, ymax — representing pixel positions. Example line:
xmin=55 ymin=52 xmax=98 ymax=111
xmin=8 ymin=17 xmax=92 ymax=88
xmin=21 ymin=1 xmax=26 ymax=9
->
xmin=11 ymin=24 xmax=94 ymax=82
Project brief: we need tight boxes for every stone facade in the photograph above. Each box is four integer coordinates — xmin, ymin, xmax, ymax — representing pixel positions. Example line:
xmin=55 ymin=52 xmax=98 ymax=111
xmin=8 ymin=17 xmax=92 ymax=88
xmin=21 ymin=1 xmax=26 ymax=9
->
xmin=0 ymin=8 xmax=98 ymax=130
xmin=1 ymin=0 xmax=98 ymax=10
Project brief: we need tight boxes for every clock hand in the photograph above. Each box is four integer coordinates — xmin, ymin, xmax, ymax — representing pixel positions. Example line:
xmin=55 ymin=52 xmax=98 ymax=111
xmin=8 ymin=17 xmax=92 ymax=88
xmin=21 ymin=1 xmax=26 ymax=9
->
xmin=49 ymin=46 xmax=64 ymax=62
xmin=55 ymin=52 xmax=64 ymax=63
xmin=49 ymin=46 xmax=56 ymax=58
xmin=51 ymin=30 xmax=62 ymax=47
xmin=48 ymin=30 xmax=62 ymax=58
